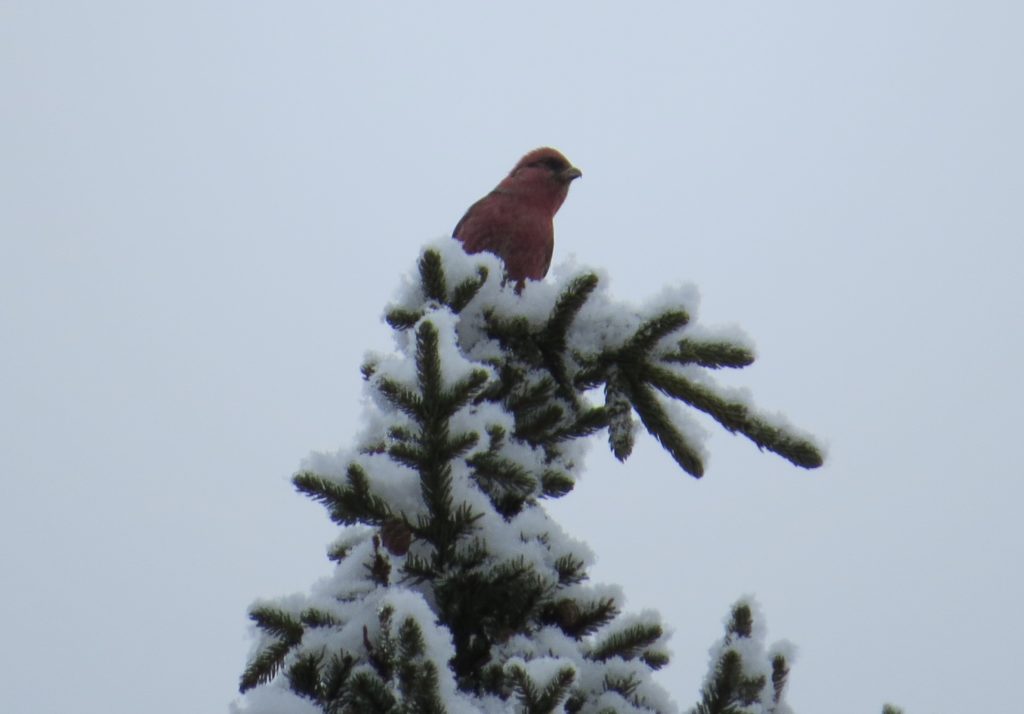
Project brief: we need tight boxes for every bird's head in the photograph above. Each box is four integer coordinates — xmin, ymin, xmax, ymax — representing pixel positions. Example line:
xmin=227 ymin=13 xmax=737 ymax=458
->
xmin=499 ymin=147 xmax=582 ymax=215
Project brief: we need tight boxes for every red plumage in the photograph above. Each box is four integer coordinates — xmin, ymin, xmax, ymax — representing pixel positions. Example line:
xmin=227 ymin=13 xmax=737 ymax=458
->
xmin=453 ymin=148 xmax=581 ymax=288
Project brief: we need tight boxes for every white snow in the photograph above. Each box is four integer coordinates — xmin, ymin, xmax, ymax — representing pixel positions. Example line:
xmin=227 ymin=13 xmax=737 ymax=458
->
xmin=238 ymin=243 xmax=803 ymax=713
xmin=230 ymin=685 xmax=323 ymax=714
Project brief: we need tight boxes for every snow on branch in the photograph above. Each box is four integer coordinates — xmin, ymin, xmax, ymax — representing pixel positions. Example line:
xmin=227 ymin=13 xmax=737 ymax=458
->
xmin=236 ymin=238 xmax=825 ymax=714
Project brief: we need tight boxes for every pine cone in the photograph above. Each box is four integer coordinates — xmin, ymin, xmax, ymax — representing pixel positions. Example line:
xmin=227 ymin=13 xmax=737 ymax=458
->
xmin=380 ymin=519 xmax=412 ymax=556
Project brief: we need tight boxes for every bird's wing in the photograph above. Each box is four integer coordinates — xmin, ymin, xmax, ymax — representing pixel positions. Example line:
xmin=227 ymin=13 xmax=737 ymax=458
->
xmin=453 ymin=190 xmax=507 ymax=241
xmin=452 ymin=205 xmax=474 ymax=240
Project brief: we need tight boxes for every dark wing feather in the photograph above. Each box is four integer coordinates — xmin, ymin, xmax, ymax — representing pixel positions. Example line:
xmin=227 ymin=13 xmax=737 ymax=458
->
xmin=453 ymin=191 xmax=500 ymax=240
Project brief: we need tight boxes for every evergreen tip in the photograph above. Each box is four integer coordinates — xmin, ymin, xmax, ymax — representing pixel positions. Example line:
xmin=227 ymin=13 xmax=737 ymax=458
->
xmin=385 ymin=308 xmax=422 ymax=331
xmin=418 ymin=248 xmax=447 ymax=302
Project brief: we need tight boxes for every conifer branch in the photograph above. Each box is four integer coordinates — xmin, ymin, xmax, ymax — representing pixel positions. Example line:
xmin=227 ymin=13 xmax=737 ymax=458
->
xmin=352 ymin=614 xmax=445 ymax=714
xmin=436 ymin=429 xmax=481 ymax=463
xmin=414 ymin=322 xmax=444 ymax=408
xmin=690 ymin=603 xmax=784 ymax=714
xmin=321 ymin=654 xmax=355 ymax=705
xmin=542 ymin=596 xmax=619 ymax=638
xmin=665 ymin=338 xmax=755 ymax=369
xmin=602 ymin=672 xmax=641 ymax=701
xmin=374 ymin=377 xmax=423 ymax=421
xmin=483 ymin=312 xmax=534 ymax=349
xmin=294 ymin=465 xmax=392 ymax=526
xmin=300 ymin=608 xmax=343 ymax=629
xmin=239 ymin=607 xmax=306 ymax=692
xmin=466 ymin=448 xmax=538 ymax=517
xmin=419 ymin=249 xmax=447 ymax=303
xmin=605 ymin=377 xmax=636 ymax=462
xmin=514 ymin=402 xmax=566 ymax=443
xmin=346 ymin=670 xmax=398 ymax=712
xmin=539 ymin=469 xmax=574 ymax=498
xmin=770 ymin=653 xmax=789 ymax=710
xmin=622 ymin=309 xmax=691 ymax=358
xmin=508 ymin=375 xmax=559 ymax=413
xmin=541 ymin=272 xmax=600 ymax=351
xmin=508 ymin=663 xmax=577 ymax=714
xmin=384 ymin=307 xmax=422 ymax=331
xmin=621 ymin=372 xmax=705 ymax=477
xmin=643 ymin=364 xmax=823 ymax=469
xmin=552 ymin=553 xmax=587 ymax=586
xmin=449 ymin=266 xmax=489 ymax=313
xmin=728 ymin=602 xmax=754 ymax=637
xmin=418 ymin=461 xmax=456 ymax=542
xmin=642 ymin=648 xmax=670 ymax=670
xmin=445 ymin=370 xmax=491 ymax=414
xmin=249 ymin=606 xmax=304 ymax=641
xmin=589 ymin=622 xmax=664 ymax=663
xmin=239 ymin=637 xmax=298 ymax=693
xmin=386 ymin=442 xmax=426 ymax=471
xmin=286 ymin=651 xmax=324 ymax=699
xmin=553 ymin=406 xmax=609 ymax=441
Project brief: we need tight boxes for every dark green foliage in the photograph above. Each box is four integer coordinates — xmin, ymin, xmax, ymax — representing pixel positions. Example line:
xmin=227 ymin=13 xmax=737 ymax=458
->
xmin=249 ymin=606 xmax=448 ymax=714
xmin=240 ymin=607 xmax=344 ymax=693
xmin=552 ymin=553 xmax=587 ymax=586
xmin=770 ymin=654 xmax=789 ymax=706
xmin=466 ymin=426 xmax=538 ymax=518
xmin=419 ymin=249 xmax=447 ymax=304
xmin=285 ymin=650 xmax=357 ymax=709
xmin=691 ymin=603 xmax=790 ymax=714
xmin=384 ymin=249 xmax=490 ymax=331
xmin=544 ymin=281 xmax=822 ymax=476
xmin=539 ymin=469 xmax=574 ymax=498
xmin=643 ymin=364 xmax=823 ymax=470
xmin=288 ymin=651 xmax=326 ymax=698
xmin=605 ymin=378 xmax=636 ymax=461
xmin=542 ymin=273 xmax=600 ymax=350
xmin=449 ymin=266 xmax=489 ymax=314
xmin=240 ymin=608 xmax=304 ymax=691
xmin=692 ymin=649 xmax=765 ymax=714
xmin=483 ymin=272 xmax=602 ymax=415
xmin=540 ymin=596 xmax=618 ymax=639
xmin=507 ymin=663 xmax=577 ymax=714
xmin=642 ymin=649 xmax=670 ymax=671
xmin=385 ymin=308 xmax=421 ymax=331
xmin=433 ymin=555 xmax=553 ymax=686
xmin=603 ymin=672 xmax=641 ymax=702
xmin=617 ymin=369 xmax=705 ymax=477
xmin=240 ymin=636 xmax=298 ymax=692
xmin=664 ymin=339 xmax=755 ymax=369
xmin=625 ymin=310 xmax=692 ymax=355
xmin=355 ymin=607 xmax=447 ymax=713
xmin=555 ymin=405 xmax=610 ymax=441
xmin=590 ymin=622 xmax=665 ymax=663
xmin=394 ymin=618 xmax=447 ymax=714
xmin=295 ymin=464 xmax=393 ymax=526
xmin=729 ymin=604 xmax=754 ymax=638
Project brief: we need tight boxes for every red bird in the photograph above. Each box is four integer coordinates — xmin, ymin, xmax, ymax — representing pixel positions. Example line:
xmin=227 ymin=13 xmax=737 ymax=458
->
xmin=453 ymin=147 xmax=582 ymax=287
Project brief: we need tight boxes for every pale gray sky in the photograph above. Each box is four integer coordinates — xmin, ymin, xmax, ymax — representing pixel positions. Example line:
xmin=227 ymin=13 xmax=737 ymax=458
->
xmin=2 ymin=3 xmax=1022 ymax=713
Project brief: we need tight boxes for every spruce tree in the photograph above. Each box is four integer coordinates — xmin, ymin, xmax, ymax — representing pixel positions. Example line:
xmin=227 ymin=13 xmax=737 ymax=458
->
xmin=235 ymin=240 xmax=826 ymax=714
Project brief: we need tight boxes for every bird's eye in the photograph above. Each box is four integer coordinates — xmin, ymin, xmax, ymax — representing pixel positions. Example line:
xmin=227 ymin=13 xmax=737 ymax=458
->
xmin=531 ymin=157 xmax=568 ymax=172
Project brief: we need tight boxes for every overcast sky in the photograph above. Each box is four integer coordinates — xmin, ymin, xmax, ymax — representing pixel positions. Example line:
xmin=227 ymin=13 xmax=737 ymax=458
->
xmin=2 ymin=3 xmax=1022 ymax=713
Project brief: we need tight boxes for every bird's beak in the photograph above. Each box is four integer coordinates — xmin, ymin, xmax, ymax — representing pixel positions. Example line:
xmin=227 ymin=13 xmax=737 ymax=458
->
xmin=560 ymin=166 xmax=583 ymax=183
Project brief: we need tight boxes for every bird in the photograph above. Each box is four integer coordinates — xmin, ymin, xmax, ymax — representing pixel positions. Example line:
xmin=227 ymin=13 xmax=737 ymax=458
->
xmin=453 ymin=147 xmax=581 ymax=289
